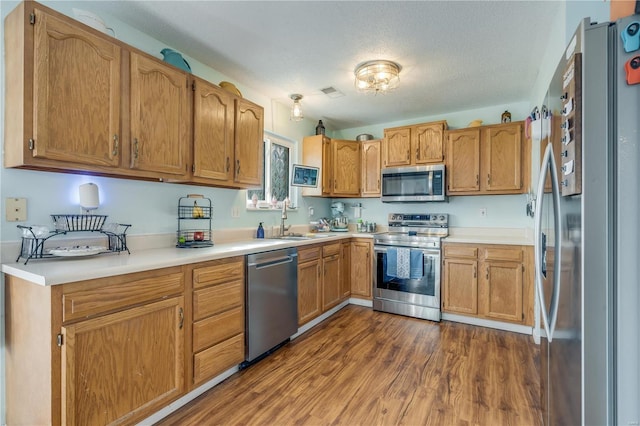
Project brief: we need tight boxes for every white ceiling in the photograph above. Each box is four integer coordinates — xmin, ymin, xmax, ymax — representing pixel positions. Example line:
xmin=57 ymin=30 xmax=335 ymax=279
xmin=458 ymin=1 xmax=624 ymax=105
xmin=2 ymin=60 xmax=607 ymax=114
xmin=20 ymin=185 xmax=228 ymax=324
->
xmin=86 ymin=1 xmax=562 ymax=130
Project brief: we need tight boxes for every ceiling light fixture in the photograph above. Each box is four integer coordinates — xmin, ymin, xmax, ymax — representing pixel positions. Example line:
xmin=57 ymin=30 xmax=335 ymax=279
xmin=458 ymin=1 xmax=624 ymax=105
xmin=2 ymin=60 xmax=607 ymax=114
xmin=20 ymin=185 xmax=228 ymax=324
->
xmin=290 ymin=94 xmax=304 ymax=121
xmin=354 ymin=60 xmax=402 ymax=94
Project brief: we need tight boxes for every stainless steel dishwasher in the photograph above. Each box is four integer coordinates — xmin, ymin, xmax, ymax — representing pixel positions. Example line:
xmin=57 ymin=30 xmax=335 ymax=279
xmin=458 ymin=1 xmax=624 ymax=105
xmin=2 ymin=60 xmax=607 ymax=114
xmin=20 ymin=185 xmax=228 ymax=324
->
xmin=245 ymin=247 xmax=298 ymax=364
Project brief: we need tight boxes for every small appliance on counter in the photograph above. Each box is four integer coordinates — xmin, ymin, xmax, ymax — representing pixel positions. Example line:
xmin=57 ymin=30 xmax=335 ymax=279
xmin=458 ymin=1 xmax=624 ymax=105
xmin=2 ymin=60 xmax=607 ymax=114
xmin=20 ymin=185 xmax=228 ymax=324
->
xmin=329 ymin=201 xmax=349 ymax=232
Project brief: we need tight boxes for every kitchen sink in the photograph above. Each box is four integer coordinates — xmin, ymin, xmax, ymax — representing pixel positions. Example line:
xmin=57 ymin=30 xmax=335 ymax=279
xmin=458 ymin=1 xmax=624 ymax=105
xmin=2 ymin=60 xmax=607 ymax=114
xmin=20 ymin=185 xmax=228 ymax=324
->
xmin=271 ymin=233 xmax=333 ymax=240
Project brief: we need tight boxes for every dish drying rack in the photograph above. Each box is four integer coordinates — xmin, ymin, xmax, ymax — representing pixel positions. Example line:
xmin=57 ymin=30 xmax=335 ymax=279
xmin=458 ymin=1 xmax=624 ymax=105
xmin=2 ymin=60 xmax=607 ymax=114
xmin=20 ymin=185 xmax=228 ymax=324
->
xmin=177 ymin=194 xmax=213 ymax=248
xmin=16 ymin=214 xmax=131 ymax=265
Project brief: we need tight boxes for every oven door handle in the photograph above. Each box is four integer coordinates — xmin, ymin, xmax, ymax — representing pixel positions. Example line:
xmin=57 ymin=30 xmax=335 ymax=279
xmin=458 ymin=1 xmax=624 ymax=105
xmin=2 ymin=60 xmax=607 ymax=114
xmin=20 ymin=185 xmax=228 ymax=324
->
xmin=374 ymin=246 xmax=440 ymax=256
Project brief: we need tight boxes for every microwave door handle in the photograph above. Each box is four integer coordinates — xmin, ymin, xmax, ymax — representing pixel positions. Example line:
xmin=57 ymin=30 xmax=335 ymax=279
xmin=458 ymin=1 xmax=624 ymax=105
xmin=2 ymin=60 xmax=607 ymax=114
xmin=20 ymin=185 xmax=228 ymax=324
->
xmin=428 ymin=171 xmax=433 ymax=195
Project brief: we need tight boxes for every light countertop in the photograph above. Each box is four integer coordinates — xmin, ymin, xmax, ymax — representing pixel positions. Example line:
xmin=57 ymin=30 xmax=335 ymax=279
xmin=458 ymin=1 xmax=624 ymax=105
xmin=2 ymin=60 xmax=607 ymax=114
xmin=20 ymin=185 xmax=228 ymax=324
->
xmin=444 ymin=227 xmax=534 ymax=246
xmin=2 ymin=233 xmax=372 ymax=286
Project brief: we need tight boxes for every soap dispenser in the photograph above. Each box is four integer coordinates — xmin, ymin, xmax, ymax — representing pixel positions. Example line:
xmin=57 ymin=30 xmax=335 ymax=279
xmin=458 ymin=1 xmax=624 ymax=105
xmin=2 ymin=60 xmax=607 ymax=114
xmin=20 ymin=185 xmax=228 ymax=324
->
xmin=257 ymin=222 xmax=265 ymax=239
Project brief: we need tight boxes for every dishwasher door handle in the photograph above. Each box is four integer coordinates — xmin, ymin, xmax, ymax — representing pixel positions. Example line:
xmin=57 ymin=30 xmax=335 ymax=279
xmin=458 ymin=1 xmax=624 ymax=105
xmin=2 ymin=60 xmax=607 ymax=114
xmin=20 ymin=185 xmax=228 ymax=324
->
xmin=249 ymin=255 xmax=296 ymax=269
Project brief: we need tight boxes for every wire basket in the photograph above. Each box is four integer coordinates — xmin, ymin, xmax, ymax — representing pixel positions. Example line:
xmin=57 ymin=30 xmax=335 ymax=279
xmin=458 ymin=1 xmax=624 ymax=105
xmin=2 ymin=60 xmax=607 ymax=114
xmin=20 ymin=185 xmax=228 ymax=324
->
xmin=51 ymin=214 xmax=107 ymax=231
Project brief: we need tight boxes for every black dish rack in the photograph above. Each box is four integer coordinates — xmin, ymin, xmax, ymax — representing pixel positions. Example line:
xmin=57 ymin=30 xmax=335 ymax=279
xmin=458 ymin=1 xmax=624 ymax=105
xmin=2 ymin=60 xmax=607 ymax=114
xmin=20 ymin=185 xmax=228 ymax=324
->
xmin=177 ymin=195 xmax=213 ymax=248
xmin=16 ymin=214 xmax=131 ymax=264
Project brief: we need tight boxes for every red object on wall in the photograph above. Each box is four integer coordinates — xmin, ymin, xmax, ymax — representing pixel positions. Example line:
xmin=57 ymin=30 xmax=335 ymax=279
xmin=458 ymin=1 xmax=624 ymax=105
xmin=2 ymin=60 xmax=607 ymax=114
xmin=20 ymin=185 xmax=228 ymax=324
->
xmin=625 ymin=56 xmax=640 ymax=85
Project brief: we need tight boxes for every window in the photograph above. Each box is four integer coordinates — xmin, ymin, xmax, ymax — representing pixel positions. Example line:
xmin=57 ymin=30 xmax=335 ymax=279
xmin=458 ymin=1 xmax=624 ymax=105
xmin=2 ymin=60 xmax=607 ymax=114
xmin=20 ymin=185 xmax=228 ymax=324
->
xmin=247 ymin=131 xmax=298 ymax=209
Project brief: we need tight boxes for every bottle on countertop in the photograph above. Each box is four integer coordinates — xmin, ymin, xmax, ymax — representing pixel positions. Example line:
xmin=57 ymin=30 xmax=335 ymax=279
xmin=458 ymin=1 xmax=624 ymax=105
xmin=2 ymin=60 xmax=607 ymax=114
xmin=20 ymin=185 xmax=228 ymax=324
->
xmin=257 ymin=222 xmax=265 ymax=239
xmin=315 ymin=120 xmax=325 ymax=135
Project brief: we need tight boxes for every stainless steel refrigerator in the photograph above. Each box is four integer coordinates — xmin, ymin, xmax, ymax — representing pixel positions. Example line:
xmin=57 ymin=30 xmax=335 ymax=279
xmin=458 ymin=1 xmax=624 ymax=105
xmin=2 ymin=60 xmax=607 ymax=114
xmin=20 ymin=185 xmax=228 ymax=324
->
xmin=534 ymin=16 xmax=640 ymax=425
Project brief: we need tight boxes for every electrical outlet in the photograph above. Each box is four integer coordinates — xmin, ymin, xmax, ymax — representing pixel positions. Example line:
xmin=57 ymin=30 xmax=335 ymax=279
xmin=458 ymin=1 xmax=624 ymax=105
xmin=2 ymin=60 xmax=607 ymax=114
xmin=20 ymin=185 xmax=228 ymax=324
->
xmin=6 ymin=198 xmax=27 ymax=222
xmin=479 ymin=208 xmax=487 ymax=217
xmin=308 ymin=206 xmax=314 ymax=218
xmin=231 ymin=207 xmax=240 ymax=218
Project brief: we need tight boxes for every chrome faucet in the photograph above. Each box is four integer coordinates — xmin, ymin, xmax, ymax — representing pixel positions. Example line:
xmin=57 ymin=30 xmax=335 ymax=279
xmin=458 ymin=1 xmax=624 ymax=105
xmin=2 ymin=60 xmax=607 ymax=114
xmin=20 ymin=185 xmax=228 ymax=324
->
xmin=280 ymin=199 xmax=290 ymax=236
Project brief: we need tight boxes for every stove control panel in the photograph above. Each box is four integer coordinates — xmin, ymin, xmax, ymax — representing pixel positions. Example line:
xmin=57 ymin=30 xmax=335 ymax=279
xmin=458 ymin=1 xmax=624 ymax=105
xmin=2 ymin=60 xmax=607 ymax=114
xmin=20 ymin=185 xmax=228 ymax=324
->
xmin=388 ymin=213 xmax=448 ymax=228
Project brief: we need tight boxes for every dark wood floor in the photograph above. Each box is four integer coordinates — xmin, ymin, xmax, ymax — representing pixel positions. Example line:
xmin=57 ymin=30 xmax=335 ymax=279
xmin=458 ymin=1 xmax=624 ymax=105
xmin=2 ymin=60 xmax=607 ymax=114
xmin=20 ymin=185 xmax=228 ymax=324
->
xmin=158 ymin=305 xmax=542 ymax=426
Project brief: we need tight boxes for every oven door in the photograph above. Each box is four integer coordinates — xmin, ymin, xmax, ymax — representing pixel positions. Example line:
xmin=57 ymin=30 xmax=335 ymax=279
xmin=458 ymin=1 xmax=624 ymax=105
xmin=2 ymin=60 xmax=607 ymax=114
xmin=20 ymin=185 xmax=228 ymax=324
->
xmin=373 ymin=245 xmax=441 ymax=312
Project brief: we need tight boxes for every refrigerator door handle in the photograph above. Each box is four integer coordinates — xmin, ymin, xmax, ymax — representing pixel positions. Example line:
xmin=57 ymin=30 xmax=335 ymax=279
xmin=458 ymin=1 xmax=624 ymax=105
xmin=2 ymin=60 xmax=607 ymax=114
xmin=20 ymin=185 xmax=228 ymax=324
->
xmin=534 ymin=143 xmax=563 ymax=342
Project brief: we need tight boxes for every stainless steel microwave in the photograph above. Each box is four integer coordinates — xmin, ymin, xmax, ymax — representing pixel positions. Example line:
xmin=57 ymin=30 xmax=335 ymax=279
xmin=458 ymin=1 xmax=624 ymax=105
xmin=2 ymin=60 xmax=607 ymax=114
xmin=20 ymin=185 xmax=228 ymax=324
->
xmin=381 ymin=164 xmax=446 ymax=202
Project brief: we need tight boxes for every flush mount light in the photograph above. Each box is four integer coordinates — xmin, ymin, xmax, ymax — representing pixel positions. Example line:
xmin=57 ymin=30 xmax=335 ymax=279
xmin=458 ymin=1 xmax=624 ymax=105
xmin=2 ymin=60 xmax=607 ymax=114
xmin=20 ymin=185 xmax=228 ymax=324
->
xmin=354 ymin=60 xmax=402 ymax=94
xmin=290 ymin=94 xmax=303 ymax=121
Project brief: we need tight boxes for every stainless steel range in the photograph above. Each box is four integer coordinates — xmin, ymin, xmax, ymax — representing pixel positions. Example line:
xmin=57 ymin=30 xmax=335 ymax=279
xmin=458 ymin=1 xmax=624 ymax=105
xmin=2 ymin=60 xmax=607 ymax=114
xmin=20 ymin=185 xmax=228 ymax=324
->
xmin=373 ymin=213 xmax=448 ymax=321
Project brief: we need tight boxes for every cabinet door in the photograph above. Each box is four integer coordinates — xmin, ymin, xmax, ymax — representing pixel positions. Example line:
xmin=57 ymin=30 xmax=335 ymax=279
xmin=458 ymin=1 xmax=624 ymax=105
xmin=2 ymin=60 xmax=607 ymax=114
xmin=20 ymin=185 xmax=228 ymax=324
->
xmin=322 ymin=137 xmax=333 ymax=195
xmin=130 ymin=52 xmax=189 ymax=178
xmin=322 ymin=254 xmax=342 ymax=311
xmin=413 ymin=122 xmax=445 ymax=164
xmin=446 ymin=129 xmax=481 ymax=193
xmin=350 ymin=240 xmax=372 ymax=298
xmin=32 ymin=8 xmax=121 ymax=168
xmin=341 ymin=241 xmax=351 ymax=299
xmin=479 ymin=261 xmax=523 ymax=323
xmin=483 ymin=123 xmax=522 ymax=192
xmin=192 ymin=78 xmax=235 ymax=183
xmin=298 ymin=259 xmax=322 ymax=325
xmin=234 ymin=98 xmax=264 ymax=186
xmin=332 ymin=140 xmax=361 ymax=196
xmin=442 ymin=258 xmax=478 ymax=314
xmin=383 ymin=127 xmax=411 ymax=167
xmin=61 ymin=296 xmax=185 ymax=425
xmin=361 ymin=140 xmax=381 ymax=197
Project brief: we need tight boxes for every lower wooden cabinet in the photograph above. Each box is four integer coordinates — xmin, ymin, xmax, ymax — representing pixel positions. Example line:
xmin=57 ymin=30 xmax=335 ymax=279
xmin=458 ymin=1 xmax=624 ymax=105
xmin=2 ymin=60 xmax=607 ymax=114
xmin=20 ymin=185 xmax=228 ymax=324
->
xmin=341 ymin=241 xmax=351 ymax=299
xmin=297 ymin=242 xmax=346 ymax=326
xmin=297 ymin=245 xmax=323 ymax=326
xmin=350 ymin=238 xmax=372 ymax=298
xmin=61 ymin=296 xmax=185 ymax=425
xmin=442 ymin=242 xmax=533 ymax=325
xmin=322 ymin=243 xmax=342 ymax=311
xmin=190 ymin=257 xmax=245 ymax=386
xmin=4 ymin=266 xmax=187 ymax=426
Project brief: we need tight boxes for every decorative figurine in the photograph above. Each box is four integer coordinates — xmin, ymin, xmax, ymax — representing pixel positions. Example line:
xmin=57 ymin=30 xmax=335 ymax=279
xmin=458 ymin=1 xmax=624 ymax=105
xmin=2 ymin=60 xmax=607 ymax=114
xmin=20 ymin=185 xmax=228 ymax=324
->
xmin=501 ymin=110 xmax=512 ymax=123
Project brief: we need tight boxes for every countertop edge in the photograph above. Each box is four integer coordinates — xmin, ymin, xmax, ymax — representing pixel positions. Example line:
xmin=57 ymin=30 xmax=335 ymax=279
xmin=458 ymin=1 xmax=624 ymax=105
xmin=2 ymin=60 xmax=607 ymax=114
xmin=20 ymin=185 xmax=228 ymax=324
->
xmin=1 ymin=233 xmax=373 ymax=286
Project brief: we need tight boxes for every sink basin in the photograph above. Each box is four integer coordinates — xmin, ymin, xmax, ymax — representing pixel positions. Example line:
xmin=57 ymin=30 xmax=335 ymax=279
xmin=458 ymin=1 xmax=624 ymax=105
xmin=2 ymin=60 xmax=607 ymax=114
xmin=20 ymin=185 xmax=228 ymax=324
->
xmin=270 ymin=233 xmax=333 ymax=241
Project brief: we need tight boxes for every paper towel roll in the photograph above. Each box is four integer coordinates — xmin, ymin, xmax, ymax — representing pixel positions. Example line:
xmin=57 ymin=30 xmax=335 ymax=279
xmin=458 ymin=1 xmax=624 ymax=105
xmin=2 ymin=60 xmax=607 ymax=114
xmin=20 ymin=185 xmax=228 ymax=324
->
xmin=79 ymin=183 xmax=100 ymax=210
xmin=353 ymin=206 xmax=361 ymax=218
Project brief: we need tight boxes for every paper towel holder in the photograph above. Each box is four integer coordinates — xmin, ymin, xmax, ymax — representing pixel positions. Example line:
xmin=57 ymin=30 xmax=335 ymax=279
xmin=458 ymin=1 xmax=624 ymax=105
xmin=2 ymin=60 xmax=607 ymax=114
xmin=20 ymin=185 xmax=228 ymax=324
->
xmin=79 ymin=183 xmax=100 ymax=213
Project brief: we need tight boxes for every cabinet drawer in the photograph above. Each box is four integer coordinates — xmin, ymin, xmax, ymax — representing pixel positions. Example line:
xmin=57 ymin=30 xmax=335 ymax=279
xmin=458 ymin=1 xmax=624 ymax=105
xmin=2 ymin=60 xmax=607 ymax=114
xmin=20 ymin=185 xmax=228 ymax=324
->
xmin=62 ymin=267 xmax=184 ymax=322
xmin=193 ymin=306 xmax=244 ymax=352
xmin=193 ymin=280 xmax=243 ymax=321
xmin=322 ymin=242 xmax=341 ymax=257
xmin=483 ymin=247 xmax=523 ymax=262
xmin=444 ymin=244 xmax=478 ymax=258
xmin=193 ymin=257 xmax=244 ymax=289
xmin=298 ymin=245 xmax=321 ymax=263
xmin=193 ymin=333 xmax=244 ymax=385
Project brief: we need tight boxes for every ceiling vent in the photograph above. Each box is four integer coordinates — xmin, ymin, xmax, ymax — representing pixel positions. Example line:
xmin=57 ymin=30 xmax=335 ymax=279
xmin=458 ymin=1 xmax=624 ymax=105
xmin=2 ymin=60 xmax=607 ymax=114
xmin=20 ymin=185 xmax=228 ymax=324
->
xmin=320 ymin=86 xmax=345 ymax=99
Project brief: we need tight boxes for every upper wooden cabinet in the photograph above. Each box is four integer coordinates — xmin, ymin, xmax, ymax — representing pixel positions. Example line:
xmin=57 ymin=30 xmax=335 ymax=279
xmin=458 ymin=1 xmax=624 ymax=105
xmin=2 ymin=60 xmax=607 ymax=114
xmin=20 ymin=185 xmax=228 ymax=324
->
xmin=5 ymin=4 xmax=122 ymax=172
xmin=234 ymin=98 xmax=264 ymax=187
xmin=445 ymin=121 xmax=528 ymax=195
xmin=302 ymin=136 xmax=361 ymax=198
xmin=192 ymin=77 xmax=235 ymax=183
xmin=383 ymin=120 xmax=447 ymax=167
xmin=191 ymin=79 xmax=264 ymax=188
xmin=361 ymin=139 xmax=381 ymax=197
xmin=332 ymin=139 xmax=361 ymax=196
xmin=4 ymin=1 xmax=264 ymax=189
xmin=129 ymin=51 xmax=189 ymax=179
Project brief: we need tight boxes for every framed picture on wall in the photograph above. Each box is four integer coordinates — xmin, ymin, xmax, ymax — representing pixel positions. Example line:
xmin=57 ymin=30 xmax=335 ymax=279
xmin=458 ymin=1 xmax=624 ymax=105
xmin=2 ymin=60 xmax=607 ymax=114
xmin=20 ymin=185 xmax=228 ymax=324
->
xmin=291 ymin=164 xmax=319 ymax=187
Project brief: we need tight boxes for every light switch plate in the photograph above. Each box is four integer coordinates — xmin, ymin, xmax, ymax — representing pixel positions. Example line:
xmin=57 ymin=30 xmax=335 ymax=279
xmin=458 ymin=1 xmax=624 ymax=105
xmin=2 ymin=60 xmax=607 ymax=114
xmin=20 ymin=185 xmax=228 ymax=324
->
xmin=6 ymin=198 xmax=27 ymax=222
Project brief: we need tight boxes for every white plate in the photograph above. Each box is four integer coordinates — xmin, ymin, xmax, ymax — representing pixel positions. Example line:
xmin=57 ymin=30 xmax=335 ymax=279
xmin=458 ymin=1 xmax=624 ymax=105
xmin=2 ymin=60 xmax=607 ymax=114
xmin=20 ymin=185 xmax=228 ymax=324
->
xmin=49 ymin=246 xmax=106 ymax=257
